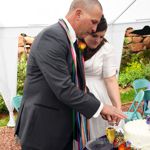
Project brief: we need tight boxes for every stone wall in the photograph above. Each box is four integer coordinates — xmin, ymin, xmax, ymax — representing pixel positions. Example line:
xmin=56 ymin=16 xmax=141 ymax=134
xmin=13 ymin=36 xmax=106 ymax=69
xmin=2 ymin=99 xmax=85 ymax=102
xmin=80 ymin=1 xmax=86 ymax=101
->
xmin=18 ymin=33 xmax=34 ymax=59
xmin=18 ymin=29 xmax=150 ymax=57
xmin=124 ymin=27 xmax=150 ymax=52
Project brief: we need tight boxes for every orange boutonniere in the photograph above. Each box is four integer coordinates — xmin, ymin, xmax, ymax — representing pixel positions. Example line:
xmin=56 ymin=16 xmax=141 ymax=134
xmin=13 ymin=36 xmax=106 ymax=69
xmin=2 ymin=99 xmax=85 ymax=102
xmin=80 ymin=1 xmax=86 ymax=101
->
xmin=77 ymin=41 xmax=86 ymax=52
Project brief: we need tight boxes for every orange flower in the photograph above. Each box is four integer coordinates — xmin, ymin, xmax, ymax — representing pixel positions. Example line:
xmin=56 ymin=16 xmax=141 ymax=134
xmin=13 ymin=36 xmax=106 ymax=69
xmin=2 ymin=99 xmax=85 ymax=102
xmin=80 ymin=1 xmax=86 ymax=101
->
xmin=118 ymin=142 xmax=126 ymax=150
xmin=78 ymin=41 xmax=86 ymax=52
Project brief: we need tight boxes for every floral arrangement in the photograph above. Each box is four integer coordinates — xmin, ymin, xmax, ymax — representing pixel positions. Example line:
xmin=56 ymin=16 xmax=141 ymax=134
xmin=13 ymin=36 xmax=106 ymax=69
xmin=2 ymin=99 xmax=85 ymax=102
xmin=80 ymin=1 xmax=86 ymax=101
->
xmin=77 ymin=40 xmax=86 ymax=52
xmin=106 ymin=127 xmax=132 ymax=150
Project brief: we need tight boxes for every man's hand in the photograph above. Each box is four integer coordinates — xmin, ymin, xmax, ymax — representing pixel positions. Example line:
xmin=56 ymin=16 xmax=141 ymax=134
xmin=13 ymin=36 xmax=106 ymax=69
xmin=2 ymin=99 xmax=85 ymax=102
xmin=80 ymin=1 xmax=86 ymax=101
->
xmin=100 ymin=104 xmax=127 ymax=123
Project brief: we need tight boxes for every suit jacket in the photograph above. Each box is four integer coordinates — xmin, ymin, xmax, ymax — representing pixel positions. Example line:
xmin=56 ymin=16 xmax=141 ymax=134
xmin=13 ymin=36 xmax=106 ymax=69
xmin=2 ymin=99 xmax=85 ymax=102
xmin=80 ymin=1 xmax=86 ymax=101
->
xmin=15 ymin=22 xmax=100 ymax=150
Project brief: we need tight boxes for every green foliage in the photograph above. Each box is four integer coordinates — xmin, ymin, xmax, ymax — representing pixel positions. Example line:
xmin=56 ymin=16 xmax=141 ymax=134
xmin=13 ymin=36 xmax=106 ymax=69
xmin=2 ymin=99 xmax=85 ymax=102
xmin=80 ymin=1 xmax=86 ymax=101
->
xmin=0 ymin=114 xmax=17 ymax=127
xmin=121 ymin=52 xmax=140 ymax=69
xmin=0 ymin=115 xmax=9 ymax=127
xmin=119 ymin=62 xmax=145 ymax=88
xmin=0 ymin=95 xmax=8 ymax=114
xmin=17 ymin=53 xmax=27 ymax=95
xmin=124 ymin=37 xmax=132 ymax=45
xmin=119 ymin=47 xmax=150 ymax=88
xmin=142 ymin=49 xmax=150 ymax=64
xmin=120 ymin=89 xmax=135 ymax=104
xmin=120 ymin=49 xmax=150 ymax=71
xmin=144 ymin=63 xmax=150 ymax=80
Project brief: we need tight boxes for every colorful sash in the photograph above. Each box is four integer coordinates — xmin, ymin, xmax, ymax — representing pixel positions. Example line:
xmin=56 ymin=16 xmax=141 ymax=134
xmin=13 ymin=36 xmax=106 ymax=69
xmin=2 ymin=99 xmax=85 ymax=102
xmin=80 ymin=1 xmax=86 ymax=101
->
xmin=59 ymin=19 xmax=89 ymax=150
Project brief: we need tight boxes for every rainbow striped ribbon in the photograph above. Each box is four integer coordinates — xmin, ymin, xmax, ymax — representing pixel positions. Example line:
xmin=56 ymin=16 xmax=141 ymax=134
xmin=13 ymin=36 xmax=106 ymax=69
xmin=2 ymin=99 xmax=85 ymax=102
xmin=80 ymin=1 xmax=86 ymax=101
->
xmin=59 ymin=19 xmax=89 ymax=150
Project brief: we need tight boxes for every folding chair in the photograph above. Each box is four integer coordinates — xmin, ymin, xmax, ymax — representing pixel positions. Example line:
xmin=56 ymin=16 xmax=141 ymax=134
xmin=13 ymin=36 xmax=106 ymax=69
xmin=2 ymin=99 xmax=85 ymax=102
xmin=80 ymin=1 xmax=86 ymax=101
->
xmin=124 ymin=90 xmax=144 ymax=122
xmin=143 ymin=89 xmax=150 ymax=116
xmin=132 ymin=78 xmax=150 ymax=95
xmin=12 ymin=95 xmax=22 ymax=112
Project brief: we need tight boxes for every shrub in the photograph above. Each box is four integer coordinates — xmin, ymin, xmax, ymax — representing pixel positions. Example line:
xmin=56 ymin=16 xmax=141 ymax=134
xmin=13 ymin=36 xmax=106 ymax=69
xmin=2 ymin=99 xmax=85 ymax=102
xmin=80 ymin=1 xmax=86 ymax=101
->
xmin=144 ymin=63 xmax=150 ymax=80
xmin=0 ymin=53 xmax=27 ymax=114
xmin=17 ymin=53 xmax=27 ymax=95
xmin=119 ymin=62 xmax=145 ymax=88
xmin=0 ymin=95 xmax=8 ymax=114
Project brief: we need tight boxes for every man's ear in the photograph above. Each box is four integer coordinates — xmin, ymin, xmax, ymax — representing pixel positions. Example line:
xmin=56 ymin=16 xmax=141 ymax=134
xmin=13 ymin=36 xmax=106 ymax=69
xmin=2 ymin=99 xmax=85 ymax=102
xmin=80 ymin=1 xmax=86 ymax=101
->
xmin=75 ymin=9 xmax=82 ymax=20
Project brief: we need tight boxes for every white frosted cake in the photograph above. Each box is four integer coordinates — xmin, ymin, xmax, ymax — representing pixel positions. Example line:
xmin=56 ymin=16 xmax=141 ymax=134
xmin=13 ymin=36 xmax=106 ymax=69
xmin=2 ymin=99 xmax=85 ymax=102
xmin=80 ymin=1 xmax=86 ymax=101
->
xmin=123 ymin=119 xmax=150 ymax=150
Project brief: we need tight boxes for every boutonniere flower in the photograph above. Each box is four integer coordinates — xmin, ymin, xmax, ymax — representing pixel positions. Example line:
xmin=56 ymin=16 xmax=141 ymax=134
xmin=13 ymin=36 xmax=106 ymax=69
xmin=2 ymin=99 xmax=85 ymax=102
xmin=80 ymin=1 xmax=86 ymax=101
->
xmin=77 ymin=40 xmax=86 ymax=52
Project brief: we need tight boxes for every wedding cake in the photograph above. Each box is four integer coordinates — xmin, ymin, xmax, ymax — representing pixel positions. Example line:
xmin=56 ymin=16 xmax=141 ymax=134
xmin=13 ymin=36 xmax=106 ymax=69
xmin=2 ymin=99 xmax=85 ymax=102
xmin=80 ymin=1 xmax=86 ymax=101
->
xmin=123 ymin=119 xmax=150 ymax=150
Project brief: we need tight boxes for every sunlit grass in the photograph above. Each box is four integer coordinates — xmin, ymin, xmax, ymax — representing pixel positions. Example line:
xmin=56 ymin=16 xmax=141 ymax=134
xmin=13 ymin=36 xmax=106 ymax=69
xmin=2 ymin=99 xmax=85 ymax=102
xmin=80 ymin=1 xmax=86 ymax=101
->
xmin=121 ymin=89 xmax=135 ymax=104
xmin=0 ymin=115 xmax=9 ymax=127
xmin=0 ymin=113 xmax=18 ymax=127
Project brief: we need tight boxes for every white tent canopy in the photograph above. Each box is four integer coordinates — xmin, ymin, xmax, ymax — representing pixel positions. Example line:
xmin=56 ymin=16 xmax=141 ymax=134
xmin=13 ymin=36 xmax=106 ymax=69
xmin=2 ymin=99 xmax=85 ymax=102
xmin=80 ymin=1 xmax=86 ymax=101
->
xmin=0 ymin=0 xmax=150 ymax=126
xmin=0 ymin=0 xmax=149 ymax=26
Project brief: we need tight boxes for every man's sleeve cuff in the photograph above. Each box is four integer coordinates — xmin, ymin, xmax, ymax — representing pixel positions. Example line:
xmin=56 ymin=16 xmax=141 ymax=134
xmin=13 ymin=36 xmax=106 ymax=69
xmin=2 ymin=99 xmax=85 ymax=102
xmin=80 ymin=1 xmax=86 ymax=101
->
xmin=93 ymin=102 xmax=104 ymax=118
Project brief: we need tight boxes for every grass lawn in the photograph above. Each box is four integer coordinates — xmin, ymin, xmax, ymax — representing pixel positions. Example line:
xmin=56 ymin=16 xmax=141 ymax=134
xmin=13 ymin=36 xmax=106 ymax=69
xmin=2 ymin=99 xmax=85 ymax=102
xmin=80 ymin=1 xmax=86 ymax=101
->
xmin=0 ymin=113 xmax=18 ymax=127
xmin=0 ymin=115 xmax=9 ymax=127
xmin=120 ymin=88 xmax=135 ymax=104
xmin=121 ymin=88 xmax=135 ymax=104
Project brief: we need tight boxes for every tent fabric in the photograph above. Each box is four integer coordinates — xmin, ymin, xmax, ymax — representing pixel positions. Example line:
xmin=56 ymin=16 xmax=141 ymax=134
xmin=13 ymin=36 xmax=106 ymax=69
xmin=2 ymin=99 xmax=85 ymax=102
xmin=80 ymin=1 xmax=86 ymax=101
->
xmin=0 ymin=27 xmax=44 ymax=126
xmin=0 ymin=0 xmax=150 ymax=27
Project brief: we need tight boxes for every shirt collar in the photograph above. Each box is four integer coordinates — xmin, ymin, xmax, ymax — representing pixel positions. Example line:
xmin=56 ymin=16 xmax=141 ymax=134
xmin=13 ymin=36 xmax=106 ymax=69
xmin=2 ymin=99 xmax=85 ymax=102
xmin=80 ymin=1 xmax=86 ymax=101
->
xmin=63 ymin=17 xmax=77 ymax=43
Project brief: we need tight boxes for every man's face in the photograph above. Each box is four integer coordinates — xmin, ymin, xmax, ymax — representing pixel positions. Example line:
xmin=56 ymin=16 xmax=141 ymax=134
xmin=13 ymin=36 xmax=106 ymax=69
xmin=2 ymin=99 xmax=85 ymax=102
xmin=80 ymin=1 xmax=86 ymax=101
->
xmin=77 ymin=5 xmax=102 ymax=39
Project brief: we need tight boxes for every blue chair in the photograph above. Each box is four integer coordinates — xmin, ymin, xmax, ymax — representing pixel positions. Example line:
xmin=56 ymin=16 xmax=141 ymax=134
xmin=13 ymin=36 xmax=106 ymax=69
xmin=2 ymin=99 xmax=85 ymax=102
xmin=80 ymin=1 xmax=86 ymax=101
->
xmin=12 ymin=95 xmax=22 ymax=112
xmin=124 ymin=90 xmax=144 ymax=122
xmin=132 ymin=78 xmax=150 ymax=95
xmin=143 ymin=89 xmax=150 ymax=116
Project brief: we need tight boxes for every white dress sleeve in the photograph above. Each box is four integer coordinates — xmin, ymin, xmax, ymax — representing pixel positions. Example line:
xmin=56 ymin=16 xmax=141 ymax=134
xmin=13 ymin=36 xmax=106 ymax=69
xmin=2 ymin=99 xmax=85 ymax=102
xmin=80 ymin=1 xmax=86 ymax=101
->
xmin=102 ymin=42 xmax=118 ymax=78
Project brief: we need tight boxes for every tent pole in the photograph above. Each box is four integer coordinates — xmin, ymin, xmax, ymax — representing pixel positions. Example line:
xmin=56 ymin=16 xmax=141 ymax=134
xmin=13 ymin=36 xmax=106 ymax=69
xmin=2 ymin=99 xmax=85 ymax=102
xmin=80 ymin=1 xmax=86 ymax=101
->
xmin=110 ymin=0 xmax=137 ymax=24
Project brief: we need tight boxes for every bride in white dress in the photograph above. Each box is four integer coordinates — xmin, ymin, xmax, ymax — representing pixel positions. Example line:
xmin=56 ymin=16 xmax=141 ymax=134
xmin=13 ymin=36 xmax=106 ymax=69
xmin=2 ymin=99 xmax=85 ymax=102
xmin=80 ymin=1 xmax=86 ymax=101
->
xmin=83 ymin=15 xmax=122 ymax=140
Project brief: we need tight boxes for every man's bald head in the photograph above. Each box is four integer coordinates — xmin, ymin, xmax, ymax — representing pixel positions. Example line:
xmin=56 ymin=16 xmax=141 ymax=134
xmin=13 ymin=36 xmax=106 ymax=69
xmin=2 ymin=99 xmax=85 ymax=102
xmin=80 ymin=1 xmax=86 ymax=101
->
xmin=66 ymin=0 xmax=103 ymax=39
xmin=69 ymin=0 xmax=102 ymax=13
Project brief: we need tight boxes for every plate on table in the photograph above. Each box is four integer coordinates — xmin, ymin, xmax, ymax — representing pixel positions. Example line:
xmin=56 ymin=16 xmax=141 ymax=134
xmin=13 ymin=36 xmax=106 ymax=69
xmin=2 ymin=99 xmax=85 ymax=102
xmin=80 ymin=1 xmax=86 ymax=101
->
xmin=84 ymin=135 xmax=114 ymax=150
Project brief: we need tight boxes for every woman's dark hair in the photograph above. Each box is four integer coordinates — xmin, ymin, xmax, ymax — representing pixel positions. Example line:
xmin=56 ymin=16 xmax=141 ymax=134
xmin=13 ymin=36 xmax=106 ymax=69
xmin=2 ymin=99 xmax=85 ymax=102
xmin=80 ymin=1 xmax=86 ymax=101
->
xmin=84 ymin=15 xmax=108 ymax=60
xmin=96 ymin=15 xmax=107 ymax=32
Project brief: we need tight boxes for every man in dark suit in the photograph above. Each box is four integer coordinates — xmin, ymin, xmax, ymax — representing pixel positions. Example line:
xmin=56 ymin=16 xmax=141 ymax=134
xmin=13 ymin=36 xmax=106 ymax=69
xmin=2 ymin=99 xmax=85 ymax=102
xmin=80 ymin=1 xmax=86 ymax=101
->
xmin=15 ymin=0 xmax=126 ymax=149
